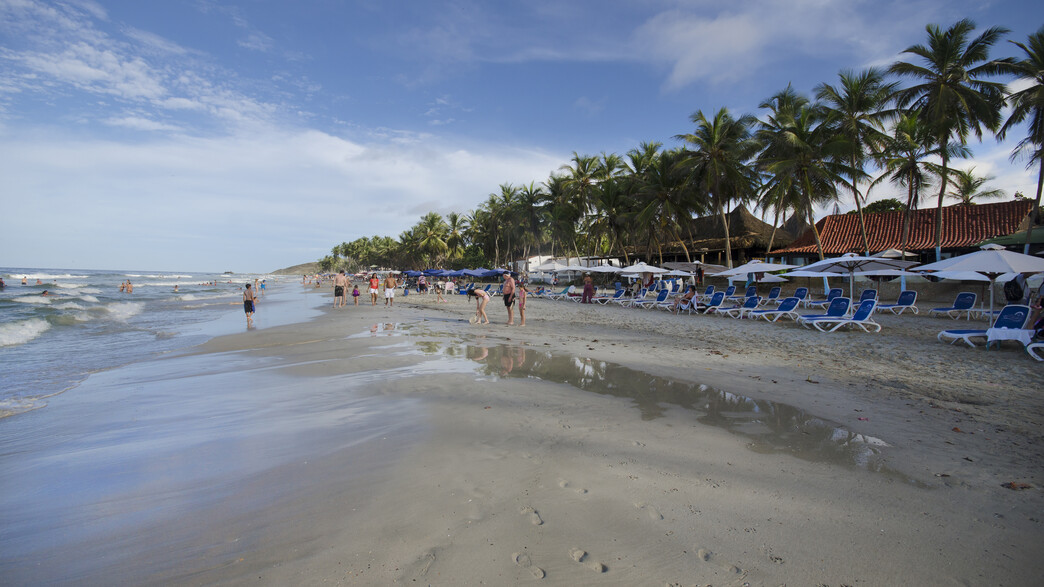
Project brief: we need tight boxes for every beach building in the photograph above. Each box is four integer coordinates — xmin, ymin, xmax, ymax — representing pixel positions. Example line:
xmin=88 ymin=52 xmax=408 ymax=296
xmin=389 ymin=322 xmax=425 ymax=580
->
xmin=623 ymin=207 xmax=796 ymax=267
xmin=769 ymin=200 xmax=1035 ymax=264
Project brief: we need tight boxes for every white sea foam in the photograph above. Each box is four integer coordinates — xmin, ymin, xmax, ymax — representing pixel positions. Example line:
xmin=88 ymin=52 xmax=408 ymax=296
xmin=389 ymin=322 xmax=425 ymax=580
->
xmin=80 ymin=288 xmax=102 ymax=294
xmin=55 ymin=302 xmax=87 ymax=310
xmin=126 ymin=274 xmax=193 ymax=279
xmin=104 ymin=301 xmax=144 ymax=321
xmin=78 ymin=295 xmax=100 ymax=303
xmin=0 ymin=318 xmax=51 ymax=347
xmin=13 ymin=296 xmax=51 ymax=305
xmin=56 ymin=282 xmax=86 ymax=289
xmin=5 ymin=273 xmax=89 ymax=280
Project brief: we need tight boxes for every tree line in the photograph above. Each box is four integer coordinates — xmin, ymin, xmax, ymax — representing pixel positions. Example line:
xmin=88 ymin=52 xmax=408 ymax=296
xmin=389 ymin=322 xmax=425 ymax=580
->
xmin=318 ymin=21 xmax=1044 ymax=274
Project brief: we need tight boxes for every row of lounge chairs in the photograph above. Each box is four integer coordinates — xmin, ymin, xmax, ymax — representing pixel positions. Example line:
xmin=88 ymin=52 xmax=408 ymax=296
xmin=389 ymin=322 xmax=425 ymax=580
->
xmin=534 ymin=283 xmax=1041 ymax=357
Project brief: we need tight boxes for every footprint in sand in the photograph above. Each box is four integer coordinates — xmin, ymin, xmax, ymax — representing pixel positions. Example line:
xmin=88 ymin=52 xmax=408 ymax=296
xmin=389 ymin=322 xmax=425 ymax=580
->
xmin=568 ymin=548 xmax=607 ymax=573
xmin=635 ymin=502 xmax=663 ymax=521
xmin=520 ymin=506 xmax=544 ymax=526
xmin=512 ymin=552 xmax=546 ymax=579
xmin=558 ymin=480 xmax=589 ymax=495
xmin=401 ymin=549 xmax=437 ymax=581
xmin=695 ymin=548 xmax=711 ymax=561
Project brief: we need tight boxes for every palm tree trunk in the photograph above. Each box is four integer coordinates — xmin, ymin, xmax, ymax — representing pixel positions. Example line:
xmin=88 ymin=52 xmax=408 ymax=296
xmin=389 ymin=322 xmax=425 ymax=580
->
xmin=1024 ymin=159 xmax=1043 ymax=255
xmin=901 ymin=182 xmax=915 ymax=254
xmin=766 ymin=207 xmax=782 ymax=257
xmin=851 ymin=155 xmax=870 ymax=255
xmin=934 ymin=152 xmax=950 ymax=262
xmin=802 ymin=179 xmax=826 ymax=260
xmin=717 ymin=204 xmax=733 ymax=268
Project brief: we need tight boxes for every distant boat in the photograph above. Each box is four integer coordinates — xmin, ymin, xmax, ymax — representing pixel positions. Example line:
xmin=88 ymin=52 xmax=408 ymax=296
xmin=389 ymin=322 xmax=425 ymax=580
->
xmin=223 ymin=271 xmax=234 ymax=274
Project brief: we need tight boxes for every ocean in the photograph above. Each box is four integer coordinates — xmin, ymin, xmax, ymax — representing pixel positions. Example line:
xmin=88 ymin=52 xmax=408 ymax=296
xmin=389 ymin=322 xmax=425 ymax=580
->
xmin=0 ymin=267 xmax=320 ymax=419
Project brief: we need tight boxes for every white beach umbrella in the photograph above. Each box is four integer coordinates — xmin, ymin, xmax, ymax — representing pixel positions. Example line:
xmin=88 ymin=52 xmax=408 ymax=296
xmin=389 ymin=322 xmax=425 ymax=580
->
xmin=619 ymin=262 xmax=668 ymax=274
xmin=727 ymin=273 xmax=788 ymax=283
xmin=918 ymin=246 xmax=1044 ymax=325
xmin=797 ymin=253 xmax=920 ymax=299
xmin=872 ymin=248 xmax=919 ymax=259
xmin=712 ymin=260 xmax=797 ymax=277
xmin=663 ymin=269 xmax=694 ymax=276
xmin=534 ymin=261 xmax=569 ymax=272
xmin=853 ymin=269 xmax=923 ymax=277
xmin=587 ymin=264 xmax=621 ymax=273
xmin=783 ymin=270 xmax=839 ymax=278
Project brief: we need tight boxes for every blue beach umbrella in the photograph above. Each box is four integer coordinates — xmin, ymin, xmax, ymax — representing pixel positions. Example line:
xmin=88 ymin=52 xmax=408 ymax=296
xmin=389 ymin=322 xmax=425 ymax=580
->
xmin=403 ymin=270 xmax=423 ymax=277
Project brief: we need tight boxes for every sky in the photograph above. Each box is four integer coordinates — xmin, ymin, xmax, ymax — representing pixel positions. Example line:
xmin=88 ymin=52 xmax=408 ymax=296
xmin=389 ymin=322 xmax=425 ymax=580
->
xmin=0 ymin=0 xmax=1040 ymax=273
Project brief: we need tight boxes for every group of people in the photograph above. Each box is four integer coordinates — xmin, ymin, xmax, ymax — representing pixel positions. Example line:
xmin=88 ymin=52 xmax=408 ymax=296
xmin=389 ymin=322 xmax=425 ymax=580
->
xmin=118 ymin=280 xmax=134 ymax=293
xmin=467 ymin=272 xmax=528 ymax=326
xmin=330 ymin=271 xmax=400 ymax=308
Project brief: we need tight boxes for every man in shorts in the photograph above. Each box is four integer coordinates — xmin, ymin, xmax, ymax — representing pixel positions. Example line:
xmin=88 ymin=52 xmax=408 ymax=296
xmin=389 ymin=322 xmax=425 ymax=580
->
xmin=333 ymin=270 xmax=348 ymax=308
xmin=501 ymin=271 xmax=516 ymax=325
xmin=384 ymin=274 xmax=398 ymax=306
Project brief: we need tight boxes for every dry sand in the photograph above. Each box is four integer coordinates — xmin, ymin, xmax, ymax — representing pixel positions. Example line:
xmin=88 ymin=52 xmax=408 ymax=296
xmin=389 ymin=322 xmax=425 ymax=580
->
xmin=4 ymin=284 xmax=1042 ymax=586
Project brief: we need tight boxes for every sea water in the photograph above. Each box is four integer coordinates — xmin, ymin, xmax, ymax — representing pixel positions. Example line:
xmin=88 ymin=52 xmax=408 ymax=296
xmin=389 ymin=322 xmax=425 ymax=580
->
xmin=0 ymin=268 xmax=312 ymax=418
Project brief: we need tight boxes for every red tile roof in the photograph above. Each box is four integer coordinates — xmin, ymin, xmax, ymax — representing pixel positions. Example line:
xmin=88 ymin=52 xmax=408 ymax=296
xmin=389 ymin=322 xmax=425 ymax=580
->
xmin=770 ymin=200 xmax=1032 ymax=255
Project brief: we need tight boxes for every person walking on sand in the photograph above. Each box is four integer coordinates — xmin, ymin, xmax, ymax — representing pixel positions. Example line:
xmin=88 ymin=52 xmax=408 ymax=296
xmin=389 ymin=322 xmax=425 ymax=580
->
xmin=368 ymin=274 xmax=380 ymax=306
xmin=468 ymin=287 xmax=491 ymax=324
xmin=333 ymin=270 xmax=348 ymax=308
xmin=243 ymin=283 xmax=257 ymax=325
xmin=581 ymin=272 xmax=594 ymax=303
xmin=384 ymin=274 xmax=398 ymax=306
xmin=501 ymin=271 xmax=516 ymax=325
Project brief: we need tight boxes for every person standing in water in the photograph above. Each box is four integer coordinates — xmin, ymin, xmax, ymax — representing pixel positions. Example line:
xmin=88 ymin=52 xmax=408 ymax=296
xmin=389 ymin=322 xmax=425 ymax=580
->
xmin=243 ymin=283 xmax=257 ymax=325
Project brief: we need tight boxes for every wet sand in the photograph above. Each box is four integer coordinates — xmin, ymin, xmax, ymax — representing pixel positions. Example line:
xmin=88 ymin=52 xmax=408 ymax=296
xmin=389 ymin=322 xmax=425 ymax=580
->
xmin=2 ymin=286 xmax=1042 ymax=585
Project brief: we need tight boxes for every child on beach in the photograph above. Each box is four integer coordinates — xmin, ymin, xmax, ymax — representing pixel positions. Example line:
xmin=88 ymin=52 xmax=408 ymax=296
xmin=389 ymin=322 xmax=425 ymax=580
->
xmin=352 ymin=285 xmax=360 ymax=305
xmin=517 ymin=283 xmax=529 ymax=326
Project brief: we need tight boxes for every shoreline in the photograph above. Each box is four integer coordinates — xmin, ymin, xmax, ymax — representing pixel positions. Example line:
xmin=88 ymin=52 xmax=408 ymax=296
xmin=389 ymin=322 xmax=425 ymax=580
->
xmin=2 ymin=286 xmax=1041 ymax=584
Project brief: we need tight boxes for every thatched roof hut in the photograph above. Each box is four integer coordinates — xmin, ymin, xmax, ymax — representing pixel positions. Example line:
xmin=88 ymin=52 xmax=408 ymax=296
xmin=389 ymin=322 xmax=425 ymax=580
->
xmin=628 ymin=207 xmax=795 ymax=266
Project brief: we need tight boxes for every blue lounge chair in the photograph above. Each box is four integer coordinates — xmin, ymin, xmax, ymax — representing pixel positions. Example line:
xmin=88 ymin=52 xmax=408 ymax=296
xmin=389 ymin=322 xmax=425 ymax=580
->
xmin=729 ymin=285 xmax=756 ymax=303
xmin=929 ymin=292 xmax=977 ymax=320
xmin=750 ymin=297 xmax=801 ymax=322
xmin=798 ymin=297 xmax=852 ymax=328
xmin=857 ymin=289 xmax=878 ymax=304
xmin=938 ymin=304 xmax=1030 ymax=347
xmin=761 ymin=286 xmax=782 ymax=306
xmin=546 ymin=285 xmax=574 ymax=300
xmin=721 ymin=295 xmax=762 ymax=319
xmin=810 ymin=300 xmax=881 ymax=332
xmin=697 ymin=285 xmax=715 ymax=302
xmin=593 ymin=290 xmax=625 ymax=305
xmin=702 ymin=291 xmax=726 ymax=314
xmin=630 ymin=289 xmax=670 ymax=309
xmin=1027 ymin=342 xmax=1044 ymax=361
xmin=878 ymin=290 xmax=918 ymax=315
xmin=722 ymin=285 xmax=737 ymax=299
xmin=805 ymin=288 xmax=843 ymax=309
xmin=788 ymin=287 xmax=809 ymax=306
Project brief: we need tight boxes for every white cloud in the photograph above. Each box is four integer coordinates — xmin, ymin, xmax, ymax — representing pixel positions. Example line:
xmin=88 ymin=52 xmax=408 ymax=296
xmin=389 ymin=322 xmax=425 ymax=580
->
xmin=0 ymin=123 xmax=564 ymax=271
xmin=103 ymin=115 xmax=181 ymax=132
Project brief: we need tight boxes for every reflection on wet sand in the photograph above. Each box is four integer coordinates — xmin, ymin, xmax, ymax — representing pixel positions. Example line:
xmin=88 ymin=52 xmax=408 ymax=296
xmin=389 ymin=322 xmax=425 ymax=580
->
xmin=426 ymin=339 xmax=908 ymax=479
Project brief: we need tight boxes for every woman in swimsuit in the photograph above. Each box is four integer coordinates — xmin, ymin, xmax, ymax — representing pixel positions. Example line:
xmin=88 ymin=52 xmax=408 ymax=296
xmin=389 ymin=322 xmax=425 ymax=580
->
xmin=467 ymin=288 xmax=490 ymax=324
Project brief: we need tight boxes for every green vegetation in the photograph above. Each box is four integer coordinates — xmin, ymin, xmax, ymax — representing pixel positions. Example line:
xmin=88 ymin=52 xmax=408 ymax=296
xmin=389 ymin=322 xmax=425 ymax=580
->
xmin=319 ymin=20 xmax=1039 ymax=273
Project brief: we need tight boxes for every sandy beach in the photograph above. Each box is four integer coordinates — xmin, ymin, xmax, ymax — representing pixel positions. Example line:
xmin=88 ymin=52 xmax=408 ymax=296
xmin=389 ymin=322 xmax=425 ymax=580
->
xmin=3 ymin=283 xmax=1042 ymax=585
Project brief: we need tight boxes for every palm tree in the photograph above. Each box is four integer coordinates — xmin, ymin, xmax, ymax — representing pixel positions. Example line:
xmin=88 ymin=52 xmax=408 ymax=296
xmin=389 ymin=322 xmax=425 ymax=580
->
xmin=677 ymin=107 xmax=760 ymax=268
xmin=758 ymin=98 xmax=855 ymax=260
xmin=997 ymin=26 xmax=1044 ymax=253
xmin=414 ymin=212 xmax=449 ymax=266
xmin=515 ymin=182 xmax=548 ymax=270
xmin=634 ymin=149 xmax=698 ymax=264
xmin=445 ymin=212 xmax=469 ymax=262
xmin=815 ymin=68 xmax=897 ymax=254
xmin=869 ymin=111 xmax=966 ymax=254
xmin=889 ymin=19 xmax=1011 ymax=260
xmin=946 ymin=167 xmax=1005 ymax=204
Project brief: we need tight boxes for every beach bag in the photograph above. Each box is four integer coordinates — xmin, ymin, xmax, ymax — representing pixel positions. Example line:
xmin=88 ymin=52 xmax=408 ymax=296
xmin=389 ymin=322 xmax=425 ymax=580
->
xmin=1003 ymin=277 xmax=1024 ymax=303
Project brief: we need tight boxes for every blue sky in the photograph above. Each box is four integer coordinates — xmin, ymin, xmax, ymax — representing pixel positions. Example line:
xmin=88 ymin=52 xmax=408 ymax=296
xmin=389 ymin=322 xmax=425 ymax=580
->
xmin=0 ymin=0 xmax=1039 ymax=273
